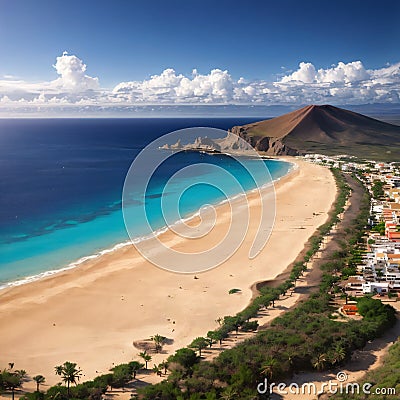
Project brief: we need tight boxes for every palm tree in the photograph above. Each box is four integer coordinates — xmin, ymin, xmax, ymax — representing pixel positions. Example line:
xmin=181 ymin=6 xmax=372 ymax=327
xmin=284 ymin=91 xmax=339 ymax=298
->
xmin=260 ymin=357 xmax=278 ymax=380
xmin=128 ymin=361 xmax=144 ymax=379
xmin=139 ymin=351 xmax=152 ymax=369
xmin=207 ymin=330 xmax=223 ymax=346
xmin=152 ymin=364 xmax=162 ymax=377
xmin=207 ymin=330 xmax=227 ymax=346
xmin=159 ymin=360 xmax=169 ymax=375
xmin=312 ymin=353 xmax=327 ymax=371
xmin=189 ymin=337 xmax=208 ymax=357
xmin=220 ymin=386 xmax=238 ymax=400
xmin=150 ymin=334 xmax=166 ymax=353
xmin=331 ymin=343 xmax=346 ymax=365
xmin=55 ymin=361 xmax=82 ymax=398
xmin=205 ymin=337 xmax=214 ymax=348
xmin=2 ymin=371 xmax=22 ymax=400
xmin=33 ymin=375 xmax=46 ymax=392
xmin=16 ymin=370 xmax=27 ymax=380
xmin=54 ymin=365 xmax=63 ymax=376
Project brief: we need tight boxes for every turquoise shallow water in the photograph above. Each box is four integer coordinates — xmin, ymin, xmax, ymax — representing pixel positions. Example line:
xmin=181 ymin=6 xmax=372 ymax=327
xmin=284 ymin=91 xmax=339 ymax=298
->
xmin=0 ymin=118 xmax=291 ymax=287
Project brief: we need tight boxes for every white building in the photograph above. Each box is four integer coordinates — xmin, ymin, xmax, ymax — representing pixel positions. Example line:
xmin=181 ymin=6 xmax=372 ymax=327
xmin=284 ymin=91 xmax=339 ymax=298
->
xmin=362 ymin=282 xmax=389 ymax=294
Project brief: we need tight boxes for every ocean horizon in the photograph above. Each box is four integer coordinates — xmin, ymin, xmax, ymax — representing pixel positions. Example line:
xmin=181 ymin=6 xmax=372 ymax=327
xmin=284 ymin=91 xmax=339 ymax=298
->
xmin=0 ymin=118 xmax=291 ymax=288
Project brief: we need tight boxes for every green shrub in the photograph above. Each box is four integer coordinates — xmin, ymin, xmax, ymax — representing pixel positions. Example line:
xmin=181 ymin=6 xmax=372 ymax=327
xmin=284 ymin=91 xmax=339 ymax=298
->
xmin=240 ymin=321 xmax=259 ymax=332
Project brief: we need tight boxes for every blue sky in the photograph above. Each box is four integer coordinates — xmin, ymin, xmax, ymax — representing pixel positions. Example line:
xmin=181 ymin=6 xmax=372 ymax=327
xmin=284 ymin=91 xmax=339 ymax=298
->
xmin=0 ymin=0 xmax=399 ymax=115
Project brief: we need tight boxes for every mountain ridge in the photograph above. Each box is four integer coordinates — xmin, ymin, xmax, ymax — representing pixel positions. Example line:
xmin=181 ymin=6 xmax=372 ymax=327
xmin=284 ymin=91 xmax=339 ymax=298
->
xmin=228 ymin=104 xmax=400 ymax=160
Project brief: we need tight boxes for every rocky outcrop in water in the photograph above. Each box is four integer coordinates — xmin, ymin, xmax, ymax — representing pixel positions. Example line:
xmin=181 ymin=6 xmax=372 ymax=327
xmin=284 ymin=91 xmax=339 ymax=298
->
xmin=161 ymin=133 xmax=256 ymax=155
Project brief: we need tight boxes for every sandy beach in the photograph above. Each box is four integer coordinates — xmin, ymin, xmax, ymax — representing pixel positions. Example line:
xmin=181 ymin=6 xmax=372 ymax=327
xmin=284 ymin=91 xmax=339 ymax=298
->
xmin=0 ymin=158 xmax=336 ymax=388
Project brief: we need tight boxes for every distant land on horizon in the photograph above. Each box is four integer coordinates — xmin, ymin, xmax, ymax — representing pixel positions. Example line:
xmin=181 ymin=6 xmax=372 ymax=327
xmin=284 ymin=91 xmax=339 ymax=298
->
xmin=1 ymin=103 xmax=400 ymax=119
xmin=229 ymin=104 xmax=400 ymax=161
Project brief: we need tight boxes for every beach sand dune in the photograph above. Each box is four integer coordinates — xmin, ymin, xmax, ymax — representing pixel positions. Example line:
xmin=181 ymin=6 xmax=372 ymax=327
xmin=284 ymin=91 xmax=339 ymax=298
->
xmin=0 ymin=158 xmax=336 ymax=388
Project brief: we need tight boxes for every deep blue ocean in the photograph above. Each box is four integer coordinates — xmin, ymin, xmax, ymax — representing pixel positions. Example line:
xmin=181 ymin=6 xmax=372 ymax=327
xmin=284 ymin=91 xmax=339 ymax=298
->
xmin=0 ymin=118 xmax=291 ymax=287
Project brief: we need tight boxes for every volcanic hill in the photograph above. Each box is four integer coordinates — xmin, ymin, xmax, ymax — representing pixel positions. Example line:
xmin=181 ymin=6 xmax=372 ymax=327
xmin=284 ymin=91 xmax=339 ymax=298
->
xmin=229 ymin=105 xmax=400 ymax=160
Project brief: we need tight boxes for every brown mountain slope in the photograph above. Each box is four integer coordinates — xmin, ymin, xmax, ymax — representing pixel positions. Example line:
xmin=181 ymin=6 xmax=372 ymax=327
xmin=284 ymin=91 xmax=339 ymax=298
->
xmin=229 ymin=105 xmax=400 ymax=160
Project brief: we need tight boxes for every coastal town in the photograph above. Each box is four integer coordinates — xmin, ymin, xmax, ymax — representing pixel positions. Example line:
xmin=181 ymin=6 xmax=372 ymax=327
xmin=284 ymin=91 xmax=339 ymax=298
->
xmin=305 ymin=154 xmax=400 ymax=302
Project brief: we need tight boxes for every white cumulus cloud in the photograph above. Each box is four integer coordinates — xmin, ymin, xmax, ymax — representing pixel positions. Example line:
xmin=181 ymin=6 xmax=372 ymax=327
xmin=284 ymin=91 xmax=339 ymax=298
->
xmin=114 ymin=68 xmax=235 ymax=103
xmin=317 ymin=61 xmax=369 ymax=83
xmin=275 ymin=60 xmax=400 ymax=105
xmin=53 ymin=51 xmax=99 ymax=91
xmin=281 ymin=62 xmax=317 ymax=83
xmin=0 ymin=54 xmax=400 ymax=116
xmin=280 ymin=60 xmax=369 ymax=84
